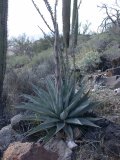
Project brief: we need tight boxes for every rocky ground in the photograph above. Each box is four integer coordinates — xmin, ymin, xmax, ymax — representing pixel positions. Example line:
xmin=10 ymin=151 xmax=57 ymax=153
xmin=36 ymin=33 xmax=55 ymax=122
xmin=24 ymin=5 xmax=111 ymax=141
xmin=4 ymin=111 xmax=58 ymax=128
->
xmin=74 ymin=75 xmax=120 ymax=160
xmin=0 ymin=74 xmax=120 ymax=160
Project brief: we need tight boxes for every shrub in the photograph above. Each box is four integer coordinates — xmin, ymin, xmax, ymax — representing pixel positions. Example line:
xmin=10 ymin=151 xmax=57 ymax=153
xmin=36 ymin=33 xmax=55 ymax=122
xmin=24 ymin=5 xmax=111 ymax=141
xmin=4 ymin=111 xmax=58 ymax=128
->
xmin=28 ymin=48 xmax=53 ymax=67
xmin=16 ymin=74 xmax=100 ymax=143
xmin=7 ymin=55 xmax=30 ymax=68
xmin=103 ymin=44 xmax=120 ymax=60
xmin=75 ymin=51 xmax=101 ymax=73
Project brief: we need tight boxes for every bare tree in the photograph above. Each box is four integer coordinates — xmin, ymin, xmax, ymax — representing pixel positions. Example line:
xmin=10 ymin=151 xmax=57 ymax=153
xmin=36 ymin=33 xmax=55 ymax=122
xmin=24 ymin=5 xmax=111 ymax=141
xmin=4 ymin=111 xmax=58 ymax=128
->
xmin=98 ymin=2 xmax=120 ymax=44
xmin=98 ymin=3 xmax=120 ymax=31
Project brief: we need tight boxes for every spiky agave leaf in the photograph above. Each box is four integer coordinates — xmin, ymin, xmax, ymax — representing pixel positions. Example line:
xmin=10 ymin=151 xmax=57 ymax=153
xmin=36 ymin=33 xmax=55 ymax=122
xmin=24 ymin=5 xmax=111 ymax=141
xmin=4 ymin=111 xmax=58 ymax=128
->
xmin=16 ymin=75 xmax=101 ymax=143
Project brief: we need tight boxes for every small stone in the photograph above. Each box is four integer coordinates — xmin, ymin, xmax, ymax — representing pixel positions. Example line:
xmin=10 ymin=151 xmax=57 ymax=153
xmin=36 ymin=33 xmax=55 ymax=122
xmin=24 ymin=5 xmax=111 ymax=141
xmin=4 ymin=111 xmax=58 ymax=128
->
xmin=67 ymin=140 xmax=77 ymax=149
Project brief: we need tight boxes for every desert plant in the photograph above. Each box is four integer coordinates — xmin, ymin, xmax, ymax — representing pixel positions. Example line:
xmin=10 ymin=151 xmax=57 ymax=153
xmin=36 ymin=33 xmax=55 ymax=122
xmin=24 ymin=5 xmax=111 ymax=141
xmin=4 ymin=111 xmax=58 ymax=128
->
xmin=16 ymin=74 xmax=100 ymax=142
xmin=75 ymin=50 xmax=101 ymax=72
xmin=0 ymin=0 xmax=8 ymax=114
xmin=71 ymin=0 xmax=79 ymax=47
xmin=62 ymin=0 xmax=71 ymax=48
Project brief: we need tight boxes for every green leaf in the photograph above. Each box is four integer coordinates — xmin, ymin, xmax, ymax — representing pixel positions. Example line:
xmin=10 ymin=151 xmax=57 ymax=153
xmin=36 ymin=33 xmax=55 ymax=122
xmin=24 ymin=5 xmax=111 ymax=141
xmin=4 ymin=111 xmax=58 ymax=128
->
xmin=31 ymin=84 xmax=54 ymax=111
xmin=56 ymin=123 xmax=65 ymax=134
xmin=64 ymin=86 xmax=74 ymax=109
xmin=63 ymin=125 xmax=73 ymax=140
xmin=46 ymin=77 xmax=57 ymax=114
xmin=66 ymin=118 xmax=82 ymax=125
xmin=16 ymin=103 xmax=58 ymax=118
xmin=21 ymin=94 xmax=50 ymax=109
xmin=56 ymin=89 xmax=63 ymax=114
xmin=68 ymin=100 xmax=90 ymax=117
xmin=60 ymin=110 xmax=68 ymax=120
xmin=78 ymin=118 xmax=100 ymax=128
xmin=45 ymin=117 xmax=60 ymax=123
xmin=26 ymin=122 xmax=56 ymax=137
xmin=78 ymin=102 xmax=98 ymax=115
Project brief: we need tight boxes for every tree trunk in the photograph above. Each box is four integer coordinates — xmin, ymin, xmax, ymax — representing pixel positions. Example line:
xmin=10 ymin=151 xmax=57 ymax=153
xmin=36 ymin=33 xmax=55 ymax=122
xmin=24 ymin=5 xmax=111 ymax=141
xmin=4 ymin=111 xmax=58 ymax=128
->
xmin=0 ymin=0 xmax=8 ymax=114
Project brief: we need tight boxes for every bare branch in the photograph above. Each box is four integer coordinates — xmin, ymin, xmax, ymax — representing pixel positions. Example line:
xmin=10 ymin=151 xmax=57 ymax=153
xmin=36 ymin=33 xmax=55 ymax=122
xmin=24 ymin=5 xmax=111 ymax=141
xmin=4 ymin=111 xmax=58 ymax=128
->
xmin=78 ymin=0 xmax=82 ymax=9
xmin=43 ymin=0 xmax=56 ymax=28
xmin=98 ymin=3 xmax=120 ymax=32
xmin=102 ymin=4 xmax=116 ymax=25
xmin=32 ymin=0 xmax=54 ymax=33
xmin=37 ymin=26 xmax=53 ymax=47
xmin=115 ymin=0 xmax=120 ymax=8
xmin=54 ymin=0 xmax=58 ymax=27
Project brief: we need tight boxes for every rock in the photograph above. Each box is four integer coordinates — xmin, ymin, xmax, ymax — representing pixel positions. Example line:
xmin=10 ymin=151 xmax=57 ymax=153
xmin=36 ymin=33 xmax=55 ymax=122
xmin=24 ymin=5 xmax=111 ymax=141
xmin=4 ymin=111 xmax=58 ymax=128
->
xmin=114 ymin=88 xmax=120 ymax=95
xmin=3 ymin=142 xmax=58 ymax=160
xmin=11 ymin=114 xmax=23 ymax=127
xmin=11 ymin=114 xmax=26 ymax=133
xmin=44 ymin=138 xmax=72 ymax=160
xmin=93 ymin=75 xmax=120 ymax=89
xmin=66 ymin=140 xmax=77 ymax=149
xmin=106 ymin=66 xmax=120 ymax=76
xmin=11 ymin=114 xmax=36 ymax=133
xmin=0 ymin=125 xmax=23 ymax=152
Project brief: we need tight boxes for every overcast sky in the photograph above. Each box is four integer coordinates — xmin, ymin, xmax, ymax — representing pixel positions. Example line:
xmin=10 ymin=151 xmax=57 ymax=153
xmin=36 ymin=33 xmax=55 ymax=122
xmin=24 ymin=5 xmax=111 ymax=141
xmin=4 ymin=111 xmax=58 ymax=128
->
xmin=8 ymin=0 xmax=116 ymax=39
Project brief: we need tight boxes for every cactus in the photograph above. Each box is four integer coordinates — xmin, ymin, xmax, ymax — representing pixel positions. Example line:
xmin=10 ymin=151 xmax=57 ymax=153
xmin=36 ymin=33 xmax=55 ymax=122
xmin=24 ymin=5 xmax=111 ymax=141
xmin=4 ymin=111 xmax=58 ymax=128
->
xmin=72 ymin=0 xmax=78 ymax=47
xmin=62 ymin=0 xmax=71 ymax=48
xmin=0 ymin=0 xmax=8 ymax=113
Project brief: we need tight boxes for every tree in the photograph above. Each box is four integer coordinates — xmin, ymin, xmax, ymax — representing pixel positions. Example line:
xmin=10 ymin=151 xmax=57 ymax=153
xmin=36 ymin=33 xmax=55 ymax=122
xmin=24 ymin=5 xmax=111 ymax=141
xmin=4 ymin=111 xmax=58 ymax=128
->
xmin=0 ymin=0 xmax=8 ymax=114
xmin=99 ymin=2 xmax=120 ymax=43
xmin=9 ymin=34 xmax=32 ymax=56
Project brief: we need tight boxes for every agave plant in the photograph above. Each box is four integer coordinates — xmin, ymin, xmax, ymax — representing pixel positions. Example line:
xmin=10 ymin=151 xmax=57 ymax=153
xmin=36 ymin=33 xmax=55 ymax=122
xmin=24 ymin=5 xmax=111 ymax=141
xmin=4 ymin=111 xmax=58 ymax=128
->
xmin=16 ymin=74 xmax=100 ymax=142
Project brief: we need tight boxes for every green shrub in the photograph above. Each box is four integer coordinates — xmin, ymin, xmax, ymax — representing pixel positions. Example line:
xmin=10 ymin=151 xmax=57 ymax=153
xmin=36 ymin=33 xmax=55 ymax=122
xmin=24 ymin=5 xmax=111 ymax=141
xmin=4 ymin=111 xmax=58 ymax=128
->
xmin=75 ymin=51 xmax=101 ymax=73
xmin=28 ymin=48 xmax=53 ymax=67
xmin=103 ymin=44 xmax=120 ymax=60
xmin=16 ymin=74 xmax=100 ymax=142
xmin=7 ymin=55 xmax=30 ymax=68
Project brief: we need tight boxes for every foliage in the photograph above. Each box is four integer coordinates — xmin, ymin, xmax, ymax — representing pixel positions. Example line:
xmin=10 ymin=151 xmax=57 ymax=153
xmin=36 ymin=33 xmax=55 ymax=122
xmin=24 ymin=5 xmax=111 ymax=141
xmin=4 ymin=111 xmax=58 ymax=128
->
xmin=8 ymin=34 xmax=54 ymax=57
xmin=16 ymin=74 xmax=100 ymax=142
xmin=103 ymin=43 xmax=120 ymax=60
xmin=78 ymin=21 xmax=91 ymax=35
xmin=75 ymin=50 xmax=101 ymax=72
xmin=29 ymin=48 xmax=53 ymax=67
xmin=32 ymin=35 xmax=54 ymax=53
xmin=8 ymin=34 xmax=33 ymax=57
xmin=7 ymin=54 xmax=30 ymax=69
xmin=98 ymin=2 xmax=120 ymax=44
xmin=7 ymin=47 xmax=54 ymax=69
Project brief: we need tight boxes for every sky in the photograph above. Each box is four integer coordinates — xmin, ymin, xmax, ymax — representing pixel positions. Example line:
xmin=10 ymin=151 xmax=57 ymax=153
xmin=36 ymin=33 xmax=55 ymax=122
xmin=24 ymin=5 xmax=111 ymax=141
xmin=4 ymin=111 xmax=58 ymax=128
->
xmin=8 ymin=0 xmax=117 ymax=40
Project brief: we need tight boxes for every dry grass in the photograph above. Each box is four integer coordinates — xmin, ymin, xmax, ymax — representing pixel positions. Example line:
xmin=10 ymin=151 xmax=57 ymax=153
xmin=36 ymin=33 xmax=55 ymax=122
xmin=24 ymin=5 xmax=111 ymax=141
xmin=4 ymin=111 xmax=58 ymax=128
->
xmin=91 ymin=88 xmax=120 ymax=124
